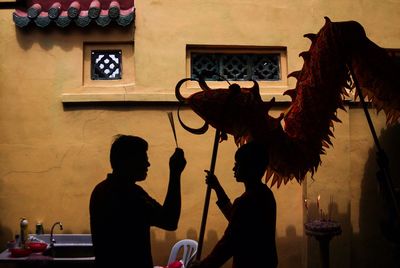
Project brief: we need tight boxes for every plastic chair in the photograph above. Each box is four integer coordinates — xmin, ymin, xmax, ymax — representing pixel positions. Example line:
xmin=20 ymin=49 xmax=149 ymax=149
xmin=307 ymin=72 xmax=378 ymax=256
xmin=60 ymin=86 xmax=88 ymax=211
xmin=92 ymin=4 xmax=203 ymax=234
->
xmin=167 ymin=239 xmax=198 ymax=268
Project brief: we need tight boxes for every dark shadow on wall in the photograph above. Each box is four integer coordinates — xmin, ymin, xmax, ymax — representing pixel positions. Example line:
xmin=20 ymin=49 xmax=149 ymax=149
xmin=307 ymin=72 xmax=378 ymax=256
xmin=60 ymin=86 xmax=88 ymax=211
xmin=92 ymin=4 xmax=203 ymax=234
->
xmin=276 ymin=225 xmax=302 ymax=268
xmin=354 ymin=124 xmax=400 ymax=267
xmin=0 ymin=222 xmax=13 ymax=251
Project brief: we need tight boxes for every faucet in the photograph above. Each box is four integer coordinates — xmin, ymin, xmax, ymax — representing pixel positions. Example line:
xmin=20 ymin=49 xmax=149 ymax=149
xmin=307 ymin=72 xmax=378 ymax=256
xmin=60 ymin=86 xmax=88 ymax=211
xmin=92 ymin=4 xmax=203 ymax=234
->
xmin=50 ymin=221 xmax=63 ymax=246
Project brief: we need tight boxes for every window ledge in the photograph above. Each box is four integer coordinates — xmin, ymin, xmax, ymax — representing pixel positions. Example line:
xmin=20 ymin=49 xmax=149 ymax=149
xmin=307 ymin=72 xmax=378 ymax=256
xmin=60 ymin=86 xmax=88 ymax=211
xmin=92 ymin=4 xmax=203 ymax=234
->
xmin=62 ymin=85 xmax=357 ymax=103
xmin=62 ymin=85 xmax=179 ymax=102
xmin=61 ymin=85 xmax=294 ymax=103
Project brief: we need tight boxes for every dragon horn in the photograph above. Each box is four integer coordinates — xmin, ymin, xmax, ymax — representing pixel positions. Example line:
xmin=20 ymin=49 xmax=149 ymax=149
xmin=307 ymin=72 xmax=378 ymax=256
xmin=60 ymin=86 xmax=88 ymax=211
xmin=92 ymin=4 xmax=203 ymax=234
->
xmin=175 ymin=78 xmax=198 ymax=102
xmin=175 ymin=77 xmax=209 ymax=134
xmin=198 ymin=72 xmax=213 ymax=91
xmin=176 ymin=105 xmax=209 ymax=135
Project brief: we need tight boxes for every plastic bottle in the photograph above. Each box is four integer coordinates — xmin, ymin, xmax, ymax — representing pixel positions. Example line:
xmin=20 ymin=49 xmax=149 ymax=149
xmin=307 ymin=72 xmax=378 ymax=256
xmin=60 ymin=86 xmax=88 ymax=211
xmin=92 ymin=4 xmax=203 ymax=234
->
xmin=19 ymin=218 xmax=28 ymax=248
xmin=35 ymin=223 xmax=44 ymax=235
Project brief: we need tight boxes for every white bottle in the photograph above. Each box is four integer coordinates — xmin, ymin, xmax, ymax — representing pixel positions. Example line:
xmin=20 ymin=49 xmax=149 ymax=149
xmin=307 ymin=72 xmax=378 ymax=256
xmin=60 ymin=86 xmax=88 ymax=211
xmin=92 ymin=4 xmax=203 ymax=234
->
xmin=20 ymin=218 xmax=28 ymax=248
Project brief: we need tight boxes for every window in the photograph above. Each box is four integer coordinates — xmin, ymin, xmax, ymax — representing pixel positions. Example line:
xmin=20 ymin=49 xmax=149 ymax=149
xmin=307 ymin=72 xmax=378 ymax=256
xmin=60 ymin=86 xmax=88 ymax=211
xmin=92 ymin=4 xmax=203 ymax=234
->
xmin=61 ymin=42 xmax=135 ymax=102
xmin=91 ymin=50 xmax=122 ymax=80
xmin=186 ymin=46 xmax=288 ymax=92
xmin=83 ymin=43 xmax=134 ymax=88
xmin=191 ymin=53 xmax=280 ymax=81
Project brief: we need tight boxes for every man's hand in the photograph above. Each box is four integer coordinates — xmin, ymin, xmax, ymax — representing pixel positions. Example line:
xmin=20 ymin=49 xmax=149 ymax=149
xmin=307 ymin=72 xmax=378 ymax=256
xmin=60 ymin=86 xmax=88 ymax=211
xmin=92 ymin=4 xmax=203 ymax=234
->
xmin=170 ymin=148 xmax=187 ymax=175
xmin=204 ymin=170 xmax=222 ymax=191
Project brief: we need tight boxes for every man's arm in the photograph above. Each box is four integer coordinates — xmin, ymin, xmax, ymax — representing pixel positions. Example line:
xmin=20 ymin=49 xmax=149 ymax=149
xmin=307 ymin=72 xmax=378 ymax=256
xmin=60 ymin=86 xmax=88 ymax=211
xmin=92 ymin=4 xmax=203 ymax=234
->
xmin=157 ymin=148 xmax=186 ymax=230
xmin=205 ymin=170 xmax=232 ymax=220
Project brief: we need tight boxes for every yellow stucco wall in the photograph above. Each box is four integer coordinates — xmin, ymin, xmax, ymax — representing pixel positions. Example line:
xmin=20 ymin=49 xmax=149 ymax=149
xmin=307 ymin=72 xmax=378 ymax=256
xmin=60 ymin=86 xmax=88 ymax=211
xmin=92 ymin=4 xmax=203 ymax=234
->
xmin=0 ymin=1 xmax=399 ymax=267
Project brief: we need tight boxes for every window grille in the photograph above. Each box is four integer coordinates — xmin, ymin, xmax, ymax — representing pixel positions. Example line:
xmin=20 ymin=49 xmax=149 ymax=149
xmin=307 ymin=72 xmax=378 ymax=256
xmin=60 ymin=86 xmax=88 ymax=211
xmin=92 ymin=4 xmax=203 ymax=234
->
xmin=91 ymin=50 xmax=122 ymax=80
xmin=191 ymin=53 xmax=280 ymax=81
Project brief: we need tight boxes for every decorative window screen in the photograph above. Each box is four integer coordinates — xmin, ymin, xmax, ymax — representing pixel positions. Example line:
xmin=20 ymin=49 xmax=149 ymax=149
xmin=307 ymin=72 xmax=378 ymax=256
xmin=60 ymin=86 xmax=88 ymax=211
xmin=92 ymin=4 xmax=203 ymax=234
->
xmin=191 ymin=53 xmax=281 ymax=81
xmin=91 ymin=50 xmax=122 ymax=80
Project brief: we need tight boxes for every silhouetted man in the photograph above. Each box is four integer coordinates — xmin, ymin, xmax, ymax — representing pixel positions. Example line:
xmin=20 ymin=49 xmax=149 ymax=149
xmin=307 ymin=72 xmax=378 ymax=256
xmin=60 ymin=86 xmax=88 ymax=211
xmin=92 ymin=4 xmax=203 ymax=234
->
xmin=90 ymin=134 xmax=186 ymax=268
xmin=191 ymin=141 xmax=277 ymax=268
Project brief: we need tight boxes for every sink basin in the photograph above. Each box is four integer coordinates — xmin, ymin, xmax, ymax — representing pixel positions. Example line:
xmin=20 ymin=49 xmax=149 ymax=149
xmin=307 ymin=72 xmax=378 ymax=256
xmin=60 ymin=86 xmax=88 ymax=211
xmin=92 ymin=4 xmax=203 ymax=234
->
xmin=43 ymin=245 xmax=94 ymax=258
xmin=31 ymin=234 xmax=94 ymax=259
xmin=32 ymin=234 xmax=92 ymax=245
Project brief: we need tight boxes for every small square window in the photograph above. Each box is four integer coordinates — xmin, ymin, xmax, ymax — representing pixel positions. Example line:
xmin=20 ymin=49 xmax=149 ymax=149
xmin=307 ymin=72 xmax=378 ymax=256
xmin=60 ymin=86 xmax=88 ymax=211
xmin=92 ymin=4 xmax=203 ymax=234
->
xmin=91 ymin=50 xmax=122 ymax=80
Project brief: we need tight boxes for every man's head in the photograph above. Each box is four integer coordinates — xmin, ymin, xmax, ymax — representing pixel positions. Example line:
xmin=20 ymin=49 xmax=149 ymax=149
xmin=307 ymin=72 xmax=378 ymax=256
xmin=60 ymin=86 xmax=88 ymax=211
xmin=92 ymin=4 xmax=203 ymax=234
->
xmin=233 ymin=141 xmax=269 ymax=182
xmin=110 ymin=134 xmax=150 ymax=181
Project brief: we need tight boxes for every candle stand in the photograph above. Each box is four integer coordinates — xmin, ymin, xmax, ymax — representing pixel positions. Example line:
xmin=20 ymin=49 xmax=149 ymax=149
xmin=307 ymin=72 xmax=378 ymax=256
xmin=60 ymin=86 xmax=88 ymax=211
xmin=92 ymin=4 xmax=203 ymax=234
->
xmin=304 ymin=220 xmax=342 ymax=268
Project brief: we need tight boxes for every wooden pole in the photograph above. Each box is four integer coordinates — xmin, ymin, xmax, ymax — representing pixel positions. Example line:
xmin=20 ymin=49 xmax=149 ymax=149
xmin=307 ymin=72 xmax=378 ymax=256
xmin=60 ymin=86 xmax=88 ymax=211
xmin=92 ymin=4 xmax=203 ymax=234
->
xmin=196 ymin=129 xmax=221 ymax=260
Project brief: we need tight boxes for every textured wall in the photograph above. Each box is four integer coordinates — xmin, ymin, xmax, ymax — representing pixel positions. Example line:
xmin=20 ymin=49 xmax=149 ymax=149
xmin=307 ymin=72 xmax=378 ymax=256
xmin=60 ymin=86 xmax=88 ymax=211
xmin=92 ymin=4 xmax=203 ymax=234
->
xmin=0 ymin=1 xmax=399 ymax=267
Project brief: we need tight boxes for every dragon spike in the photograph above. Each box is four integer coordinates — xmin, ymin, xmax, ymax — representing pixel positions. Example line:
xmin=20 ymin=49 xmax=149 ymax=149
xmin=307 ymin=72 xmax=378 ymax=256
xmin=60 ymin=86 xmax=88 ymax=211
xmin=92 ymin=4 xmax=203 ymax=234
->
xmin=386 ymin=112 xmax=394 ymax=125
xmin=299 ymin=51 xmax=311 ymax=61
xmin=283 ymin=176 xmax=290 ymax=185
xmin=263 ymin=97 xmax=276 ymax=113
xmin=270 ymin=175 xmax=280 ymax=188
xmin=288 ymin=71 xmax=301 ymax=79
xmin=331 ymin=114 xmax=342 ymax=123
xmin=376 ymin=104 xmax=383 ymax=114
xmin=324 ymin=16 xmax=332 ymax=24
xmin=250 ymin=80 xmax=261 ymax=99
xmin=277 ymin=112 xmax=285 ymax=121
xmin=342 ymin=89 xmax=350 ymax=97
xmin=337 ymin=102 xmax=346 ymax=111
xmin=220 ymin=132 xmax=228 ymax=142
xmin=277 ymin=175 xmax=283 ymax=188
xmin=265 ymin=168 xmax=274 ymax=183
xmin=322 ymin=141 xmax=330 ymax=148
xmin=283 ymin=89 xmax=297 ymax=101
xmin=325 ymin=137 xmax=333 ymax=146
xmin=304 ymin=33 xmax=317 ymax=43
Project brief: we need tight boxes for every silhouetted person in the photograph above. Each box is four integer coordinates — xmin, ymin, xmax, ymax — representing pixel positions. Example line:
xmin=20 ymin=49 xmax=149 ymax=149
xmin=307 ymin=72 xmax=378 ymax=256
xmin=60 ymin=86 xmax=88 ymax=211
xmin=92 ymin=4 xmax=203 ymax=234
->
xmin=89 ymin=134 xmax=186 ymax=268
xmin=191 ymin=141 xmax=277 ymax=268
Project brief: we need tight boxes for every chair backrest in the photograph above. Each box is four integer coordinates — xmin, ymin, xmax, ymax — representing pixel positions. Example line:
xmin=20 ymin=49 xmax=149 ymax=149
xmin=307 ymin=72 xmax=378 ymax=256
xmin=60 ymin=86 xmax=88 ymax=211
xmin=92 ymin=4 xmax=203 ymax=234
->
xmin=167 ymin=239 xmax=198 ymax=267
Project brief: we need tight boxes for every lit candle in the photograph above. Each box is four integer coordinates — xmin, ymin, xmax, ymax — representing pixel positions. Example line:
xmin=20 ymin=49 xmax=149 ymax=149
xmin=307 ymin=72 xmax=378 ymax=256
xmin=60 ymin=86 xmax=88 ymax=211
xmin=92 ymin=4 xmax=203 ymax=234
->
xmin=317 ymin=194 xmax=320 ymax=209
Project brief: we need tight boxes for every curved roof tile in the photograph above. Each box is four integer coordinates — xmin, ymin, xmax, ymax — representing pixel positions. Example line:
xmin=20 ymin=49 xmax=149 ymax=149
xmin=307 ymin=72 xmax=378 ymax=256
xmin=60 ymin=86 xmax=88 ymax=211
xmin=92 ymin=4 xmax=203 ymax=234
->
xmin=13 ymin=0 xmax=135 ymax=28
